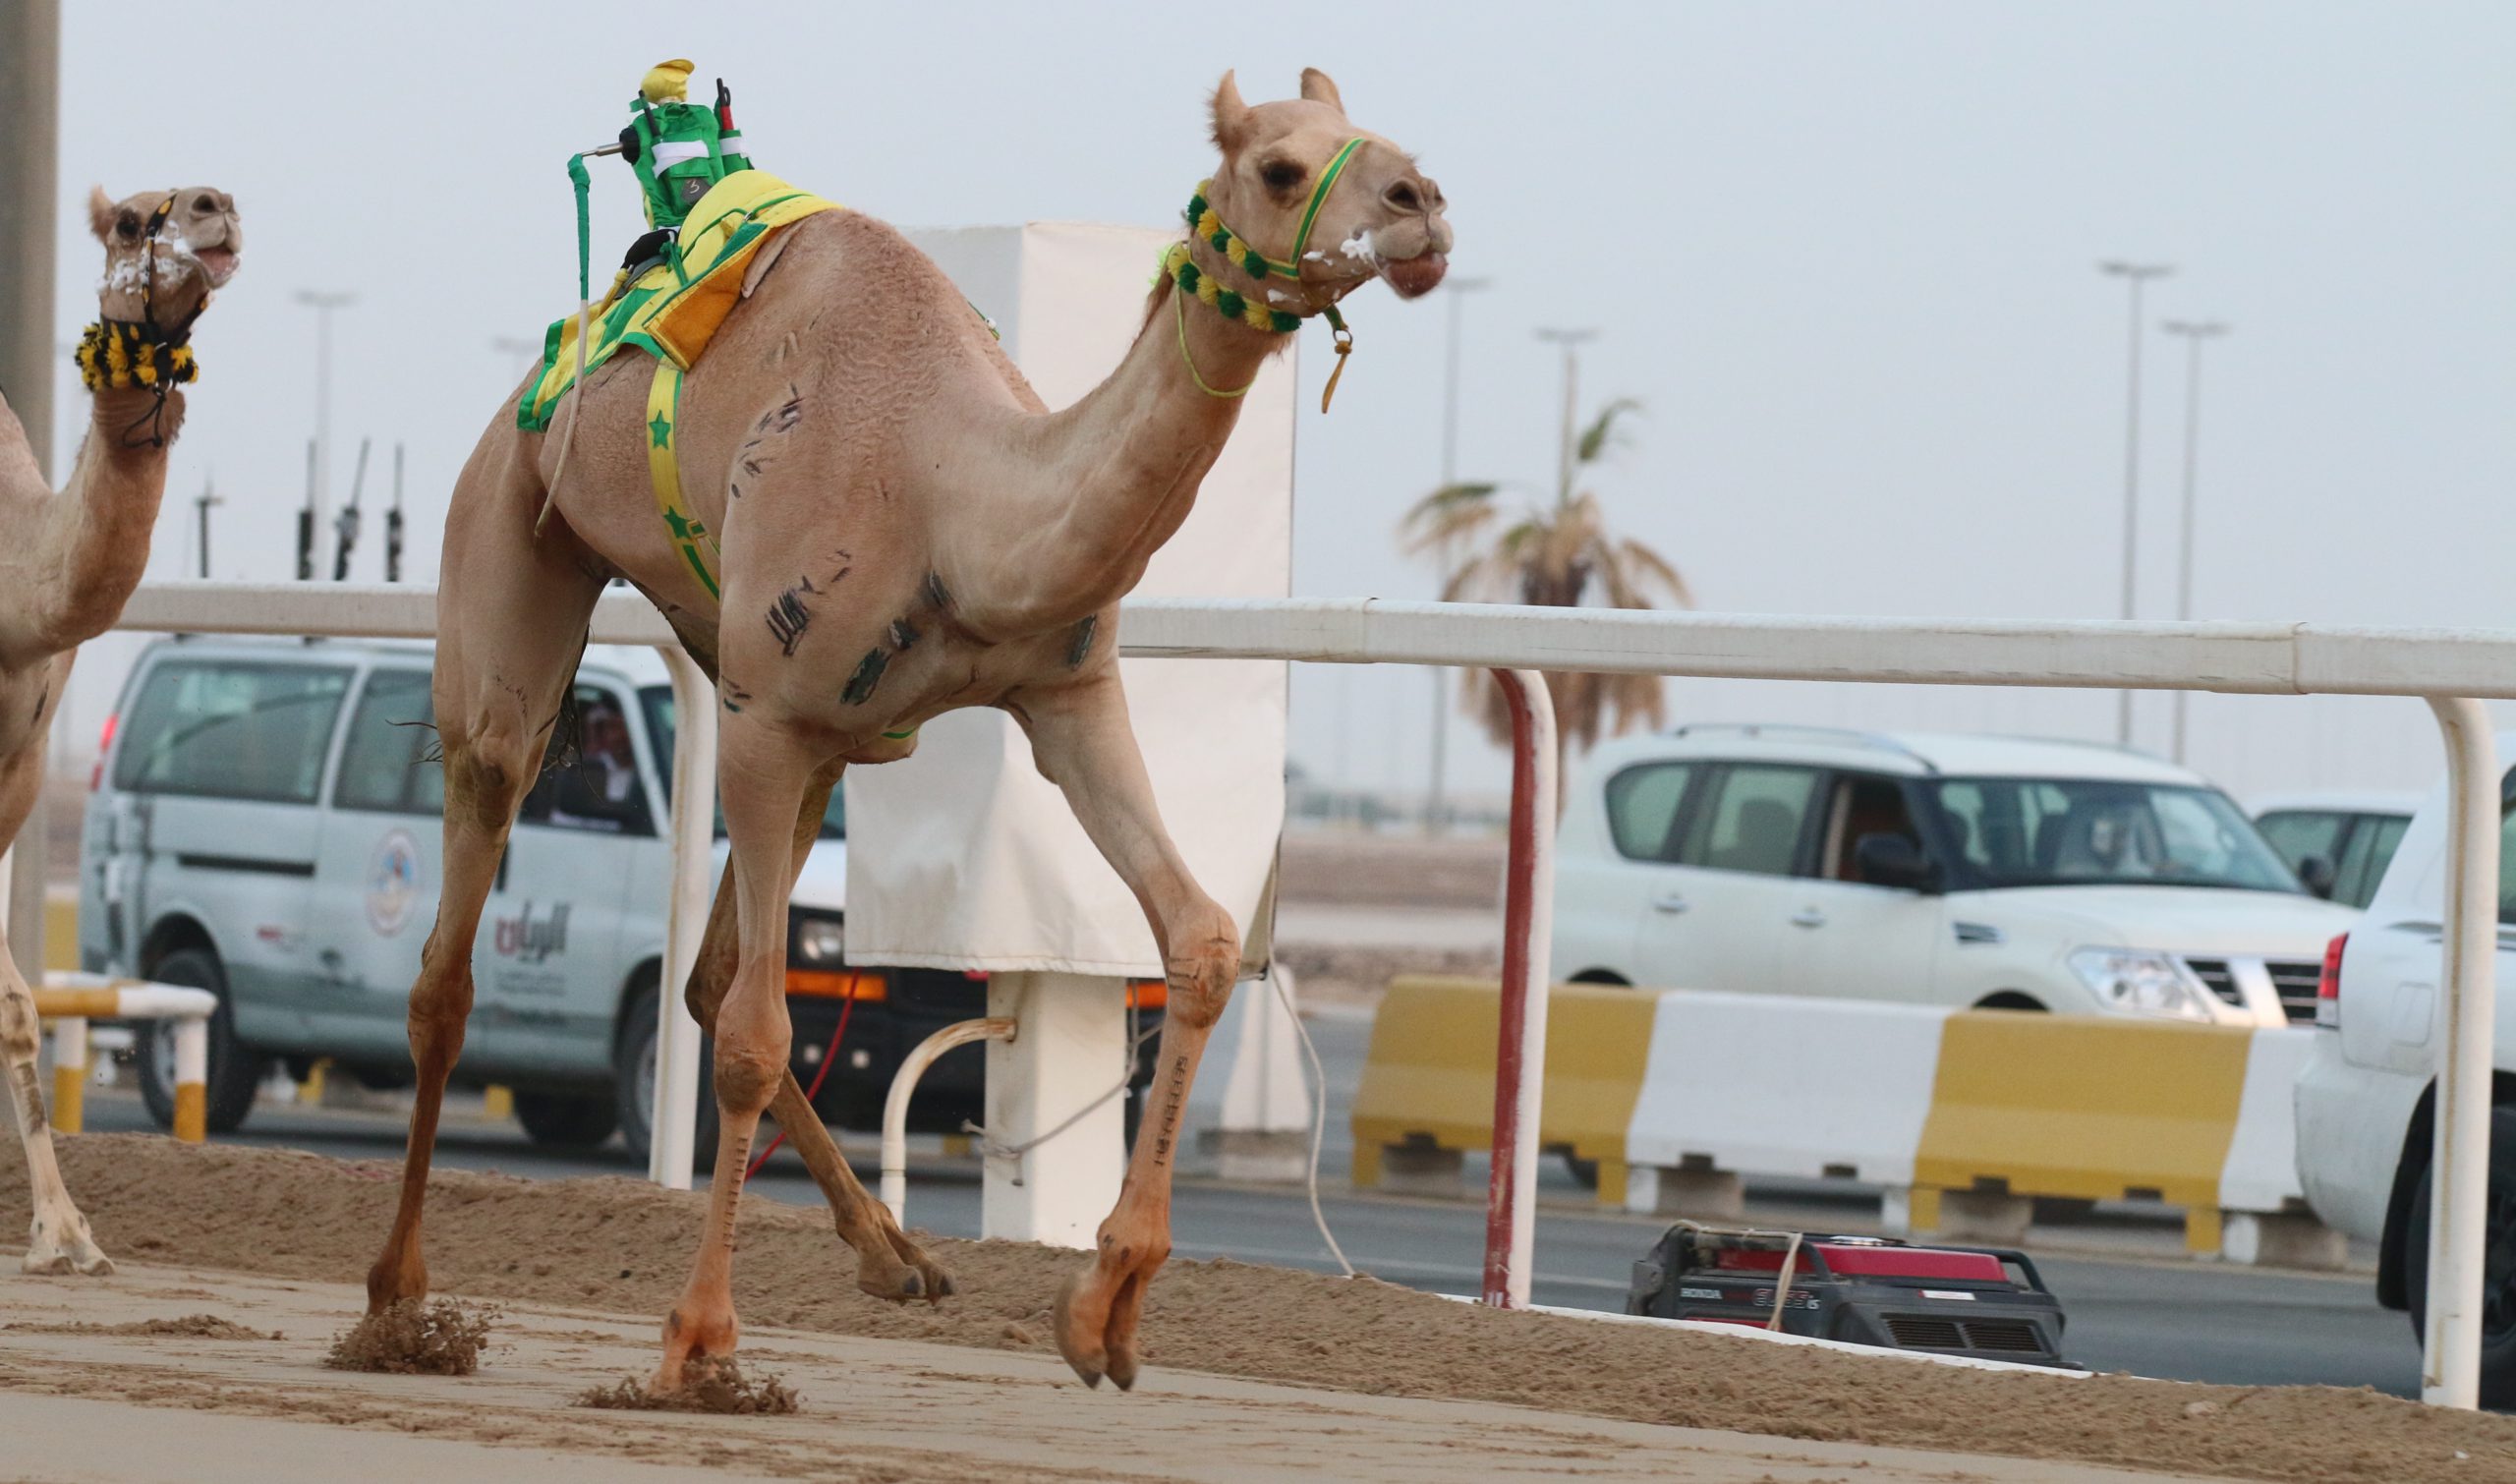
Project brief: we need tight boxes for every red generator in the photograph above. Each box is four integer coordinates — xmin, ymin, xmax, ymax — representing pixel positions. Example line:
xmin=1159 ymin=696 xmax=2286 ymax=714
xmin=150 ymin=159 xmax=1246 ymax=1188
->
xmin=1625 ymin=1223 xmax=2073 ymax=1369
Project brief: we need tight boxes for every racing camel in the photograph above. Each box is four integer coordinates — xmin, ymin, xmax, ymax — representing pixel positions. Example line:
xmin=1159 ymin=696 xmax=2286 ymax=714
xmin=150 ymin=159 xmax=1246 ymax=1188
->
xmin=363 ymin=69 xmax=1449 ymax=1393
xmin=0 ymin=186 xmax=242 ymax=1274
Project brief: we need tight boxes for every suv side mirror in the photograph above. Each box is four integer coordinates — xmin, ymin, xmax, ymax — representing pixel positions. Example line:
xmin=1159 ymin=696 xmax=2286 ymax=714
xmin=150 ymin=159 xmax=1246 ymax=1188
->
xmin=2297 ymin=852 xmax=2338 ymax=900
xmin=1855 ymin=832 xmax=1939 ymax=893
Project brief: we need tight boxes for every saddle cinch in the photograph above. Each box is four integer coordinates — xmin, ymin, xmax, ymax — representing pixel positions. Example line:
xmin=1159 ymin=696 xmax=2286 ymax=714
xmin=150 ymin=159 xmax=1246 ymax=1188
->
xmin=518 ymin=60 xmax=841 ymax=599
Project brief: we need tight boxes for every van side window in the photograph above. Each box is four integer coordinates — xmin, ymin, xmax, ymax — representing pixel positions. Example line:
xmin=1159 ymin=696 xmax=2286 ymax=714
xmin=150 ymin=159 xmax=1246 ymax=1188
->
xmin=1605 ymin=763 xmax=1694 ymax=861
xmin=1822 ymin=773 xmax=1923 ymax=883
xmin=111 ymin=660 xmax=350 ymax=804
xmin=1677 ymin=766 xmax=1818 ymax=877
xmin=520 ymin=686 xmax=656 ymax=836
xmin=333 ymin=669 xmax=441 ymax=815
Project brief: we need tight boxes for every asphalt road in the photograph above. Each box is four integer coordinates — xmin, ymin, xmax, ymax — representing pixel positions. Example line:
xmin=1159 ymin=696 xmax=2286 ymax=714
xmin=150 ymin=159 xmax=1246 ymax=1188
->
xmin=77 ymin=1078 xmax=2420 ymax=1397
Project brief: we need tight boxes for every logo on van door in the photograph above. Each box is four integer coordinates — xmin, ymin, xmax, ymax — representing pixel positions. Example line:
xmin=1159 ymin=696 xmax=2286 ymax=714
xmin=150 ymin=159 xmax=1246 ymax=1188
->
xmin=493 ymin=900 xmax=571 ymax=963
xmin=366 ymin=829 xmax=421 ymax=937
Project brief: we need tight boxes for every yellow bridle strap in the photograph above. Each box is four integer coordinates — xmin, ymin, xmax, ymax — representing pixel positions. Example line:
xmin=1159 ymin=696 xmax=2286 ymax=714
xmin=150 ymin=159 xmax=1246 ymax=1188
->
xmin=645 ymin=361 xmax=720 ymax=599
xmin=1172 ymin=283 xmax=1258 ymax=400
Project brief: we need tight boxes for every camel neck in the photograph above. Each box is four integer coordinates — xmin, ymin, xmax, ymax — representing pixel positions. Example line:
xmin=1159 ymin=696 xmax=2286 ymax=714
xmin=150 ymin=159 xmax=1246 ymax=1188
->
xmin=949 ymin=280 xmax=1283 ymax=637
xmin=56 ymin=387 xmax=181 ymax=620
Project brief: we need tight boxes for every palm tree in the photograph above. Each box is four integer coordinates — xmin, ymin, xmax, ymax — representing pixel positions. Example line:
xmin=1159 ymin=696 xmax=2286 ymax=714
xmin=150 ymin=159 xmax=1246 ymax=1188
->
xmin=1400 ymin=398 xmax=1689 ymax=780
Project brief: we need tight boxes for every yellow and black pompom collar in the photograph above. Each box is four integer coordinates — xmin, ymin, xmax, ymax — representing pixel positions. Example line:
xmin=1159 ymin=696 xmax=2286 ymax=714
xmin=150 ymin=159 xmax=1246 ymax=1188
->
xmin=76 ymin=319 xmax=198 ymax=394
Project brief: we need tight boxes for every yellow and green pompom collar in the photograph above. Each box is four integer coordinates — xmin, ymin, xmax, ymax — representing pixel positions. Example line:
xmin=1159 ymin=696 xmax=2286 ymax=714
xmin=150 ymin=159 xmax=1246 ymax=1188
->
xmin=75 ymin=319 xmax=198 ymax=393
xmin=1164 ymin=241 xmax=1300 ymax=335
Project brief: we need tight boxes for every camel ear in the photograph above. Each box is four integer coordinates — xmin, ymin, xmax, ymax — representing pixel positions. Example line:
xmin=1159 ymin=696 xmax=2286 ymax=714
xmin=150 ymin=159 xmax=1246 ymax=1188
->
xmin=1210 ymin=70 xmax=1250 ymax=154
xmin=1299 ymin=68 xmax=1344 ymax=114
xmin=87 ymin=186 xmax=117 ymax=243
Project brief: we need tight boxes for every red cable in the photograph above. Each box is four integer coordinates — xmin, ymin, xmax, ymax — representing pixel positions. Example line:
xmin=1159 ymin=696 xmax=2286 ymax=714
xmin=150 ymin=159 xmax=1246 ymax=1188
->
xmin=744 ymin=991 xmax=856 ymax=1178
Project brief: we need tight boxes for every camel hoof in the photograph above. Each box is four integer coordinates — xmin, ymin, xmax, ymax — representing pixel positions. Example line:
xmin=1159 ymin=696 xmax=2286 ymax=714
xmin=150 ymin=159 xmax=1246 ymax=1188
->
xmin=1051 ymin=1270 xmax=1108 ymax=1389
xmin=1107 ymin=1347 xmax=1138 ymax=1393
xmin=853 ymin=1253 xmax=926 ymax=1305
xmin=22 ymin=1236 xmax=111 ymax=1278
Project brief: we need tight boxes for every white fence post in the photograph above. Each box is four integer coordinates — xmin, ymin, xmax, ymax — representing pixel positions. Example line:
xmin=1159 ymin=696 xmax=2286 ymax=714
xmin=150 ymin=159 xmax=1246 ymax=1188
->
xmin=649 ymin=650 xmax=716 ymax=1190
xmin=981 ymin=972 xmax=1127 ymax=1248
xmin=2423 ymin=698 xmax=2498 ymax=1408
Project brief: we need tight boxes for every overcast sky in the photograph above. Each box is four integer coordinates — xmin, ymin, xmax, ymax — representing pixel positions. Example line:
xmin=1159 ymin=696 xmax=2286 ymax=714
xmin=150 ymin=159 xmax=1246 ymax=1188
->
xmin=36 ymin=1 xmax=2516 ymax=803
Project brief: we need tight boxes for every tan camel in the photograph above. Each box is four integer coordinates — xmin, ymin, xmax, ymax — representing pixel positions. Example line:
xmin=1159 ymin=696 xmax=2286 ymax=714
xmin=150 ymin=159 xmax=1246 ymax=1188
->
xmin=0 ymin=186 xmax=241 ymax=1274
xmin=362 ymin=68 xmax=1447 ymax=1393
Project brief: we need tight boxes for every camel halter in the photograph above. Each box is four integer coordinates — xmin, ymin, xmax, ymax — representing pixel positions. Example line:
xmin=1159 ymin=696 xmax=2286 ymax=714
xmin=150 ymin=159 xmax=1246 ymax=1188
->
xmin=1171 ymin=137 xmax=1365 ymax=410
xmin=75 ymin=194 xmax=207 ymax=448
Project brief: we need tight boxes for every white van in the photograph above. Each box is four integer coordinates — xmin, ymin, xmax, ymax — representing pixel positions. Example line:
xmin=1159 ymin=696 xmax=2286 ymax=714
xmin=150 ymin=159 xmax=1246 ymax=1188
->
xmin=79 ymin=637 xmax=1129 ymax=1157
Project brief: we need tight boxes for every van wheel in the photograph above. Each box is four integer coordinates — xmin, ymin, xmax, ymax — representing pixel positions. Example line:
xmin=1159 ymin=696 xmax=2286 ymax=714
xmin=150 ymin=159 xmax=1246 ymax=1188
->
xmin=140 ymin=946 xmax=265 ymax=1134
xmin=615 ymin=978 xmax=716 ymax=1172
xmin=513 ymin=1089 xmax=619 ymax=1149
xmin=2404 ymin=1107 xmax=2516 ymax=1407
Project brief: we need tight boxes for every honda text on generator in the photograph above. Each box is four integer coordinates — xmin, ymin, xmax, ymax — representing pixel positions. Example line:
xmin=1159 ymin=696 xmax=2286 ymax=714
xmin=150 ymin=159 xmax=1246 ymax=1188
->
xmin=1626 ymin=1224 xmax=2074 ymax=1369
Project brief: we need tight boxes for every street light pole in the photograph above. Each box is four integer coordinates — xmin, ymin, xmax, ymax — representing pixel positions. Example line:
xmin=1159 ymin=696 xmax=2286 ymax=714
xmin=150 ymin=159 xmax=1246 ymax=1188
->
xmin=2099 ymin=260 xmax=2173 ymax=747
xmin=2163 ymin=318 xmax=2229 ymax=766
xmin=1426 ymin=276 xmax=1491 ymax=837
xmin=296 ymin=290 xmax=358 ymax=574
xmin=1534 ymin=326 xmax=1600 ymax=507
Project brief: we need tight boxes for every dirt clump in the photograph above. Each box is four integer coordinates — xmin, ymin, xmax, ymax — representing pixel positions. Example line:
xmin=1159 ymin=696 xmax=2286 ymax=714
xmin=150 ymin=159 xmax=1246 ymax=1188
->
xmin=324 ymin=1296 xmax=498 ymax=1376
xmin=9 ymin=1314 xmax=278 ymax=1341
xmin=578 ymin=1354 xmax=800 ymax=1414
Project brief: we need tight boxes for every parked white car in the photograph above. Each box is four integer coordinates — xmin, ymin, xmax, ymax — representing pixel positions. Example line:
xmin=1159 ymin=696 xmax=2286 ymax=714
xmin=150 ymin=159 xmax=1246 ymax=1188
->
xmin=2294 ymin=747 xmax=2516 ymax=1399
xmin=1551 ymin=725 xmax=2355 ymax=1025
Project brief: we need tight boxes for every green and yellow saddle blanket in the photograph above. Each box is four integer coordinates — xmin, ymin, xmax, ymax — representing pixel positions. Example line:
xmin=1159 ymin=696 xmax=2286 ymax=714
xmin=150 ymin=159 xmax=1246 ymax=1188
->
xmin=519 ymin=169 xmax=840 ymax=598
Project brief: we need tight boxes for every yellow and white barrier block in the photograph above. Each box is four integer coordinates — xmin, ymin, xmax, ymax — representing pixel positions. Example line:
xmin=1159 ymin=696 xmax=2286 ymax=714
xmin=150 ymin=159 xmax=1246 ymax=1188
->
xmin=36 ymin=972 xmax=218 ymax=1144
xmin=1351 ymin=980 xmax=2337 ymax=1267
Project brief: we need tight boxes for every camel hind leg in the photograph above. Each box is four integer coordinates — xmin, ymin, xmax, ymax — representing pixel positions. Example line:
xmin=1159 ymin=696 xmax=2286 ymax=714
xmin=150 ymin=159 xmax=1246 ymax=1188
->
xmin=679 ymin=758 xmax=953 ymax=1303
xmin=365 ymin=436 xmax=605 ymax=1313
xmin=0 ymin=676 xmax=111 ymax=1277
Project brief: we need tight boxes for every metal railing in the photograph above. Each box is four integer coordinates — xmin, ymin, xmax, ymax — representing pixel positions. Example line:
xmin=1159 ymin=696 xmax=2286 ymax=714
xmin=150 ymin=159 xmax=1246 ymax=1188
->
xmin=96 ymin=582 xmax=2507 ymax=1408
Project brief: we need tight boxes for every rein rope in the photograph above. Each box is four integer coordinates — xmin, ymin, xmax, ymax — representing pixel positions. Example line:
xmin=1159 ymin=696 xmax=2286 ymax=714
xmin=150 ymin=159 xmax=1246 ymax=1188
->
xmin=75 ymin=194 xmax=206 ymax=449
xmin=1170 ymin=137 xmax=1366 ymax=411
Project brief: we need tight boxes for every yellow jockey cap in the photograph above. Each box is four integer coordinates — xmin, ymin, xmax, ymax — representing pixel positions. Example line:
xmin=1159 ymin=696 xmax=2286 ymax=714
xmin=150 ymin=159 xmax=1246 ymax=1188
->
xmin=641 ymin=59 xmax=696 ymax=104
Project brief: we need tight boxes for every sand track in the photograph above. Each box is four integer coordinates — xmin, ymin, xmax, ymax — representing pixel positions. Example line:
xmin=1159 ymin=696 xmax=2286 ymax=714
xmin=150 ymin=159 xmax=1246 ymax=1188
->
xmin=2 ymin=1135 xmax=2511 ymax=1482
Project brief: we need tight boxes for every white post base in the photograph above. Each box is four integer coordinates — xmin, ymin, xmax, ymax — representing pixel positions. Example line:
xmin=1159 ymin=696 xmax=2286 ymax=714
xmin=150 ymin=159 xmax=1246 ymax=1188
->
xmin=1624 ymin=1163 xmax=1744 ymax=1220
xmin=2223 ymin=1211 xmax=2349 ymax=1270
xmin=981 ymin=972 xmax=1127 ymax=1249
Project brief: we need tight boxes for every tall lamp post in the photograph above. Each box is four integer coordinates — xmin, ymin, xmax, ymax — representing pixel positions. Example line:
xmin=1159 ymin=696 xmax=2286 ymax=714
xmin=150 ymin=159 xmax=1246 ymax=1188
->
xmin=1534 ymin=326 xmax=1600 ymax=504
xmin=2099 ymin=260 xmax=2173 ymax=746
xmin=296 ymin=289 xmax=358 ymax=567
xmin=2162 ymin=318 xmax=2229 ymax=766
xmin=1425 ymin=275 xmax=1491 ymax=836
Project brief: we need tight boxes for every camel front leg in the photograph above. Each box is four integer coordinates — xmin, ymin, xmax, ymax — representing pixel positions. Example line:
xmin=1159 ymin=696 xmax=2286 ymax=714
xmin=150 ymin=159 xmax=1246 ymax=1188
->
xmin=1009 ymin=672 xmax=1239 ymax=1391
xmin=654 ymin=719 xmax=810 ymax=1392
xmin=679 ymin=759 xmax=953 ymax=1303
xmin=0 ymin=706 xmax=108 ymax=1276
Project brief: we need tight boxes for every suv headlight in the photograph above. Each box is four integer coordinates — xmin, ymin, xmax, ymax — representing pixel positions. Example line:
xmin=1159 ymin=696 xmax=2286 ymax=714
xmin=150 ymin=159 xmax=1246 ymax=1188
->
xmin=2067 ymin=948 xmax=2215 ymax=1022
xmin=792 ymin=913 xmax=845 ymax=967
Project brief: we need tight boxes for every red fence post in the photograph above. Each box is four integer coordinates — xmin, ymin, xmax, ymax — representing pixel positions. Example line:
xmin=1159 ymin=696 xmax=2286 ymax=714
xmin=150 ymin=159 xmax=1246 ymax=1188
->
xmin=1482 ymin=668 xmax=1558 ymax=1307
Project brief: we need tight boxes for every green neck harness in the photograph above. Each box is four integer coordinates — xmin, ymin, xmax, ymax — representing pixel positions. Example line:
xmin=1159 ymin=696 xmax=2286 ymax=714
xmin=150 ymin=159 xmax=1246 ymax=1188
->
xmin=1172 ymin=138 xmax=1367 ymax=408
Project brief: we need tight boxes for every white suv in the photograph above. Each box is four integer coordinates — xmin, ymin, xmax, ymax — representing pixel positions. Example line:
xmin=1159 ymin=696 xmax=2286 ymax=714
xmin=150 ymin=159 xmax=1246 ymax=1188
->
xmin=2294 ymin=746 xmax=2516 ymax=1400
xmin=1551 ymin=725 xmax=2355 ymax=1025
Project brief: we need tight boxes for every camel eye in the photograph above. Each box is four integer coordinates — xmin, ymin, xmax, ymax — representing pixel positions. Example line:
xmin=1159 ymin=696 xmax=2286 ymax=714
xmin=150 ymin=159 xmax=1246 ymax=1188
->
xmin=1259 ymin=159 xmax=1305 ymax=195
xmin=115 ymin=213 xmax=141 ymax=239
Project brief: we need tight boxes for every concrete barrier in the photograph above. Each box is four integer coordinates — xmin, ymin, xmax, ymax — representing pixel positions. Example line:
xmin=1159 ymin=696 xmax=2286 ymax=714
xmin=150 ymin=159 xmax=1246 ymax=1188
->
xmin=1349 ymin=980 xmax=2337 ymax=1267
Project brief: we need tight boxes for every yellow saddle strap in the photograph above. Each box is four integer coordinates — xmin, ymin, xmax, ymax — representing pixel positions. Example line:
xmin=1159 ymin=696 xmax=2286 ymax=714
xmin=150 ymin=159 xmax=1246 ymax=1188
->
xmin=646 ymin=361 xmax=720 ymax=599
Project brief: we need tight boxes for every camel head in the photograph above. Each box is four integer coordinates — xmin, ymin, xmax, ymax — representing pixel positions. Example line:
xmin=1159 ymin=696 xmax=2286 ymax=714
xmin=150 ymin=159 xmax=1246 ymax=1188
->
xmin=1202 ymin=69 xmax=1451 ymax=309
xmin=87 ymin=186 xmax=242 ymax=333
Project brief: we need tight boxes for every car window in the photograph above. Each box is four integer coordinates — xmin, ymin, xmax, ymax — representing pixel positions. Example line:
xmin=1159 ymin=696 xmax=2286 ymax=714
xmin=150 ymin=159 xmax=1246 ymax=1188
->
xmin=332 ymin=669 xmax=441 ymax=815
xmin=1823 ymin=773 xmax=1922 ymax=883
xmin=2256 ymin=811 xmax=2348 ymax=878
xmin=1604 ymin=763 xmax=1694 ymax=861
xmin=521 ymin=685 xmax=657 ymax=836
xmin=1925 ymin=778 xmax=2296 ymax=891
xmin=111 ymin=659 xmax=350 ymax=805
xmin=2333 ymin=814 xmax=2408 ymax=910
xmin=641 ymin=684 xmax=846 ymax=839
xmin=1678 ymin=766 xmax=1817 ymax=877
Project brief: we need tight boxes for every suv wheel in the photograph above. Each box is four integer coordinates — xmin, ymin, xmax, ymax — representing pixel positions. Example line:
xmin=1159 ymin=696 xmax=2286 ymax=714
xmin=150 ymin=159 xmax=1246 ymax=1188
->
xmin=513 ymin=1088 xmax=619 ymax=1149
xmin=615 ymin=978 xmax=716 ymax=1172
xmin=2405 ymin=1106 xmax=2516 ymax=1407
xmin=140 ymin=946 xmax=265 ymax=1134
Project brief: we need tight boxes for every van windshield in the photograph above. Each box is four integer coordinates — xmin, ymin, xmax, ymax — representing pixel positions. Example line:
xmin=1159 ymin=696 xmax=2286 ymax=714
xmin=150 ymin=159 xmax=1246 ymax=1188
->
xmin=1925 ymin=777 xmax=2299 ymax=892
xmin=639 ymin=686 xmax=845 ymax=840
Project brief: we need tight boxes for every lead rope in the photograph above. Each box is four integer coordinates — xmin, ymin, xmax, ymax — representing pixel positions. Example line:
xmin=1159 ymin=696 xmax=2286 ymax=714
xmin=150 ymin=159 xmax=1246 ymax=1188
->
xmin=534 ymin=153 xmax=598 ymax=538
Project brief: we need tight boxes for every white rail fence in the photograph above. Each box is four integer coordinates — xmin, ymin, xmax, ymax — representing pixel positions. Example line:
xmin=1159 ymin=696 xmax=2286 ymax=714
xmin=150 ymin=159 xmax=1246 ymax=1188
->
xmin=96 ymin=582 xmax=2508 ymax=1409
